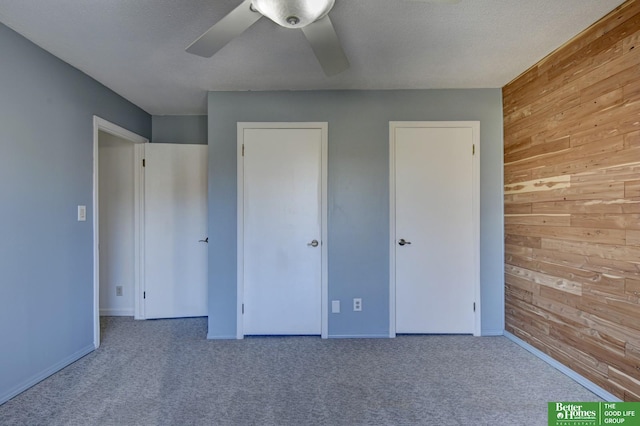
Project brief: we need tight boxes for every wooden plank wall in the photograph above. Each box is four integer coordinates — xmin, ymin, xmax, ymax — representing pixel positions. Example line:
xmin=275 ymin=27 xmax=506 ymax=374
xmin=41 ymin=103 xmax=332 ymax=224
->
xmin=503 ymin=0 xmax=640 ymax=401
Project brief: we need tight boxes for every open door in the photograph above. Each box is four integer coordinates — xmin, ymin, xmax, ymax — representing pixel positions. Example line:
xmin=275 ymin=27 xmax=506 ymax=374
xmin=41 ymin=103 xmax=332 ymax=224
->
xmin=143 ymin=143 xmax=208 ymax=319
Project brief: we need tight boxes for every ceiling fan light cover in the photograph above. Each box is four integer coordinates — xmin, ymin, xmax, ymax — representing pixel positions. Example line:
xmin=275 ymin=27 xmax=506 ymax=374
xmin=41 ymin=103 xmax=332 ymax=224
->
xmin=252 ymin=0 xmax=335 ymax=28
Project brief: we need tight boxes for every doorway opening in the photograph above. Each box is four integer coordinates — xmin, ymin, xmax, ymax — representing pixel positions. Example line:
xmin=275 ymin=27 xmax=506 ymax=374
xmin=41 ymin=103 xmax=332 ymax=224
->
xmin=93 ymin=116 xmax=147 ymax=349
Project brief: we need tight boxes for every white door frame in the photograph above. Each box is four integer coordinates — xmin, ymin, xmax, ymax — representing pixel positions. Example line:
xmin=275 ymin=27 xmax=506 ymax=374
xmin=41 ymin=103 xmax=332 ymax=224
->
xmin=237 ymin=122 xmax=329 ymax=339
xmin=93 ymin=116 xmax=148 ymax=349
xmin=389 ymin=121 xmax=481 ymax=337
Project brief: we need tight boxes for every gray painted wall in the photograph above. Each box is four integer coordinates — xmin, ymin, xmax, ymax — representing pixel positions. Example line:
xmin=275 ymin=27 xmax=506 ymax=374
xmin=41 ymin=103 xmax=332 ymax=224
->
xmin=207 ymin=90 xmax=504 ymax=339
xmin=152 ymin=115 xmax=207 ymax=144
xmin=0 ymin=23 xmax=150 ymax=404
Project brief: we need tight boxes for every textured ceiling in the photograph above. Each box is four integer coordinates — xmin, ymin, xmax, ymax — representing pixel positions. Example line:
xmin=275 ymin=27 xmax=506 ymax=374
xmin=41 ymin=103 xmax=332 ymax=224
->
xmin=0 ymin=0 xmax=627 ymax=115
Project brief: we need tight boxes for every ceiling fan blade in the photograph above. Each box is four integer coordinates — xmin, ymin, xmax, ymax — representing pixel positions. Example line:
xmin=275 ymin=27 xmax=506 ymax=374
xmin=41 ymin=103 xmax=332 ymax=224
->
xmin=186 ymin=0 xmax=262 ymax=58
xmin=301 ymin=15 xmax=349 ymax=77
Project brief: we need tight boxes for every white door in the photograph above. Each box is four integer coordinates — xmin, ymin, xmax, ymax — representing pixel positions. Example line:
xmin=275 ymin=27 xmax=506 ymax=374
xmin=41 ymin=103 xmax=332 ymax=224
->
xmin=241 ymin=127 xmax=322 ymax=335
xmin=393 ymin=123 xmax=478 ymax=334
xmin=144 ymin=143 xmax=208 ymax=319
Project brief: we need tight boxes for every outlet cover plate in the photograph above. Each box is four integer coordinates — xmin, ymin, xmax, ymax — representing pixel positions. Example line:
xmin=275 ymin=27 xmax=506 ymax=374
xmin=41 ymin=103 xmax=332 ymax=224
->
xmin=353 ymin=298 xmax=362 ymax=312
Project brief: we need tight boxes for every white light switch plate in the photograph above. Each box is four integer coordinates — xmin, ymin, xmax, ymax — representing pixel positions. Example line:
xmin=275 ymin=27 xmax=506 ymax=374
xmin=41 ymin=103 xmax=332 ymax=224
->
xmin=331 ymin=300 xmax=340 ymax=313
xmin=77 ymin=205 xmax=86 ymax=221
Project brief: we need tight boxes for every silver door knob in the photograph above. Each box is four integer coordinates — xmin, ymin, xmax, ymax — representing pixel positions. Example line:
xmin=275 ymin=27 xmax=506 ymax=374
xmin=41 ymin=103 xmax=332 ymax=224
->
xmin=398 ymin=239 xmax=411 ymax=246
xmin=307 ymin=239 xmax=319 ymax=247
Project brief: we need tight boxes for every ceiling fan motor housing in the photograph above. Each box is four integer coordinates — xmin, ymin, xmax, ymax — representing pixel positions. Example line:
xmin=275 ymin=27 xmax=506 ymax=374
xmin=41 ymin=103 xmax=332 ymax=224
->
xmin=251 ymin=0 xmax=335 ymax=28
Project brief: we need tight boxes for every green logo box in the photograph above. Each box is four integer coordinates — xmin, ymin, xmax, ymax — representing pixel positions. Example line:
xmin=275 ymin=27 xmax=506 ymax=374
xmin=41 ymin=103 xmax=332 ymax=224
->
xmin=549 ymin=402 xmax=640 ymax=426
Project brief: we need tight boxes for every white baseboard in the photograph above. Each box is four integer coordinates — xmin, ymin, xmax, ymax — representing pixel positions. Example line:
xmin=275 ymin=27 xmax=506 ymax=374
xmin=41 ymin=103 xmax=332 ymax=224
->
xmin=0 ymin=344 xmax=94 ymax=406
xmin=503 ymin=331 xmax=621 ymax=402
xmin=207 ymin=333 xmax=237 ymax=340
xmin=328 ymin=334 xmax=390 ymax=339
xmin=482 ymin=329 xmax=504 ymax=336
xmin=100 ymin=308 xmax=134 ymax=317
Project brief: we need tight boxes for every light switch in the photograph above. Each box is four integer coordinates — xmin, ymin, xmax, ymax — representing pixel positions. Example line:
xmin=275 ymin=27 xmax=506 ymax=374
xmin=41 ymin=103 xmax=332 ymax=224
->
xmin=331 ymin=300 xmax=340 ymax=314
xmin=77 ymin=205 xmax=86 ymax=222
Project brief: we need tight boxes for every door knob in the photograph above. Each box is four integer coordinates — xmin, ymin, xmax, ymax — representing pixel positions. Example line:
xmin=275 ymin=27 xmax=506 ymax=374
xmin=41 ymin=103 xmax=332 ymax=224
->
xmin=307 ymin=239 xmax=319 ymax=247
xmin=398 ymin=238 xmax=411 ymax=246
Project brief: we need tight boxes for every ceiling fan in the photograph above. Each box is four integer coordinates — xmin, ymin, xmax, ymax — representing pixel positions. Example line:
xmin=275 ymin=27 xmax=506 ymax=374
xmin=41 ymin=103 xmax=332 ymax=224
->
xmin=185 ymin=0 xmax=461 ymax=77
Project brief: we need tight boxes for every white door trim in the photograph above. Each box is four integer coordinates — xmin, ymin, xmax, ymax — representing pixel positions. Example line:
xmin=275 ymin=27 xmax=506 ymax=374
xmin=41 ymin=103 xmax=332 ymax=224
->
xmin=237 ymin=122 xmax=328 ymax=339
xmin=389 ymin=121 xmax=481 ymax=337
xmin=93 ymin=116 xmax=148 ymax=349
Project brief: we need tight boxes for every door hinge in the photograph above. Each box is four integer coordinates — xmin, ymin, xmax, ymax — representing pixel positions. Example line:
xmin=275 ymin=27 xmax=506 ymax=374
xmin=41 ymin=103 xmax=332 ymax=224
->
xmin=472 ymin=144 xmax=475 ymax=156
xmin=242 ymin=144 xmax=244 ymax=157
xmin=242 ymin=303 xmax=244 ymax=314
xmin=144 ymin=291 xmax=146 ymax=299
xmin=142 ymin=158 xmax=146 ymax=167
xmin=473 ymin=302 xmax=476 ymax=312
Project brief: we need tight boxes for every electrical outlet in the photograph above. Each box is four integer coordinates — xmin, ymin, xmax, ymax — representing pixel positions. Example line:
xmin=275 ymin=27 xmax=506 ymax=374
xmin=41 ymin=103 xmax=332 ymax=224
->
xmin=353 ymin=298 xmax=362 ymax=312
xmin=331 ymin=300 xmax=340 ymax=313
xmin=116 ymin=286 xmax=123 ymax=297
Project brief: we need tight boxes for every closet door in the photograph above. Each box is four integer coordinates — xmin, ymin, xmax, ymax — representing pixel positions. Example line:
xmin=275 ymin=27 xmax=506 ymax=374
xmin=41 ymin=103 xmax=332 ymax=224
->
xmin=392 ymin=123 xmax=479 ymax=334
xmin=241 ymin=128 xmax=322 ymax=335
